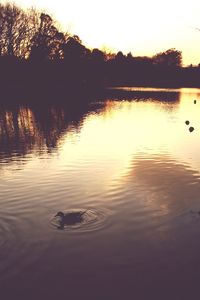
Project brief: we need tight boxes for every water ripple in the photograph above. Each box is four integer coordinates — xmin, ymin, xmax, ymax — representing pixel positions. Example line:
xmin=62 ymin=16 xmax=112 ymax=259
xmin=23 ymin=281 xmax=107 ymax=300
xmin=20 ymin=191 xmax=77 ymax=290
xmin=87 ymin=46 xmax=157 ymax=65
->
xmin=50 ymin=208 xmax=111 ymax=233
xmin=0 ymin=213 xmax=51 ymax=283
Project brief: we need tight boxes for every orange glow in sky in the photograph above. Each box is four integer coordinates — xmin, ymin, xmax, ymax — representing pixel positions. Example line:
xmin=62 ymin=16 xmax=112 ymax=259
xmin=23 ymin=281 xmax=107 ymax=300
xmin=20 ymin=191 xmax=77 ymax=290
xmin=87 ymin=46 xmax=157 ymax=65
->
xmin=5 ymin=0 xmax=200 ymax=65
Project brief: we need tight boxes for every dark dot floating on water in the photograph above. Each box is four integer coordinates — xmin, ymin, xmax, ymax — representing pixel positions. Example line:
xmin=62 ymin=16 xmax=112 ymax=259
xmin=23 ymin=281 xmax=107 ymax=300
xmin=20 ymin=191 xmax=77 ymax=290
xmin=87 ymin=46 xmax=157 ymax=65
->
xmin=185 ymin=120 xmax=190 ymax=125
xmin=189 ymin=126 xmax=194 ymax=132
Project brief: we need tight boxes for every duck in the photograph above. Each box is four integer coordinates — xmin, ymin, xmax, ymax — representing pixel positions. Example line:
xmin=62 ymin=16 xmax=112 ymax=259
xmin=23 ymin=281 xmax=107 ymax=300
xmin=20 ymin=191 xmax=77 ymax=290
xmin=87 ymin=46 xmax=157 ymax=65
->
xmin=54 ymin=211 xmax=87 ymax=226
xmin=189 ymin=126 xmax=194 ymax=132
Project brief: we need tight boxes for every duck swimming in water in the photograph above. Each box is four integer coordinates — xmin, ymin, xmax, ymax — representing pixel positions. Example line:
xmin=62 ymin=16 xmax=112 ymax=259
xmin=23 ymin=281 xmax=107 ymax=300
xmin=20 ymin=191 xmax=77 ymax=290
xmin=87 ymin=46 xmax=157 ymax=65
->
xmin=54 ymin=211 xmax=87 ymax=227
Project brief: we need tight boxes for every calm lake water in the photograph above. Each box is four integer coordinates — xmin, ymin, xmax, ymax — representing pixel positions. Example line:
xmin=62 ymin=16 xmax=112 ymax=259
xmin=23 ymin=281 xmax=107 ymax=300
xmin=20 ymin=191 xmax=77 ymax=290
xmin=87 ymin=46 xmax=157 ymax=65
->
xmin=1 ymin=87 xmax=200 ymax=299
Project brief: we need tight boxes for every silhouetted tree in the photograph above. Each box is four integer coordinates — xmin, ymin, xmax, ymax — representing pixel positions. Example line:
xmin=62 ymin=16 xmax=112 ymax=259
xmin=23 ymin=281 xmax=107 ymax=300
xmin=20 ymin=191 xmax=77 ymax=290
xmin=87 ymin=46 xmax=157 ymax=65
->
xmin=115 ymin=51 xmax=126 ymax=62
xmin=91 ymin=48 xmax=105 ymax=63
xmin=62 ymin=35 xmax=90 ymax=62
xmin=29 ymin=13 xmax=67 ymax=61
xmin=153 ymin=48 xmax=182 ymax=67
xmin=0 ymin=3 xmax=199 ymax=89
xmin=0 ymin=3 xmax=38 ymax=58
xmin=126 ymin=52 xmax=134 ymax=63
xmin=104 ymin=51 xmax=115 ymax=61
xmin=88 ymin=48 xmax=106 ymax=86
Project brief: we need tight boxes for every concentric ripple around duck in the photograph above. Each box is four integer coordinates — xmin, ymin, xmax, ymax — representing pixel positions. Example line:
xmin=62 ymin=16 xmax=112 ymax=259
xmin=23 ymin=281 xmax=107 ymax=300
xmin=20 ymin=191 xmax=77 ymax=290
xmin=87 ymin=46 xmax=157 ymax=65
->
xmin=50 ymin=208 xmax=111 ymax=232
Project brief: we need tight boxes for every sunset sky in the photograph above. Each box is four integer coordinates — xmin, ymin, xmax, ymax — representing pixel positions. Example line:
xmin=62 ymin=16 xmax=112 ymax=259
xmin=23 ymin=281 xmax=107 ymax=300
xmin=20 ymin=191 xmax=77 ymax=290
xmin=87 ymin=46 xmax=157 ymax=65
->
xmin=6 ymin=0 xmax=200 ymax=65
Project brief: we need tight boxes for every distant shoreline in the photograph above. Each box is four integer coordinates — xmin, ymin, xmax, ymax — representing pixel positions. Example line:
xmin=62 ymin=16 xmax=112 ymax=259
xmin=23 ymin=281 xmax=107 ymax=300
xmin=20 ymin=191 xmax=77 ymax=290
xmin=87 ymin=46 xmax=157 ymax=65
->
xmin=0 ymin=84 xmax=194 ymax=105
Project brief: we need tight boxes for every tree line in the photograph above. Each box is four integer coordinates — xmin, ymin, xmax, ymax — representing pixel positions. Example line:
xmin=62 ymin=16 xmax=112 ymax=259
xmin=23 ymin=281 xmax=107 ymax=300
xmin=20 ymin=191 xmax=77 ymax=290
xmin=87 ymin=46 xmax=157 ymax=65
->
xmin=0 ymin=2 xmax=199 ymax=89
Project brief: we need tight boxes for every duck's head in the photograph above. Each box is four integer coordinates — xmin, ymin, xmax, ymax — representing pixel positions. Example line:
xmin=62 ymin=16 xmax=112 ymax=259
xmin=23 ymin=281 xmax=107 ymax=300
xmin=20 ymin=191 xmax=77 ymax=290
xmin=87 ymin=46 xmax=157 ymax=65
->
xmin=55 ymin=211 xmax=65 ymax=218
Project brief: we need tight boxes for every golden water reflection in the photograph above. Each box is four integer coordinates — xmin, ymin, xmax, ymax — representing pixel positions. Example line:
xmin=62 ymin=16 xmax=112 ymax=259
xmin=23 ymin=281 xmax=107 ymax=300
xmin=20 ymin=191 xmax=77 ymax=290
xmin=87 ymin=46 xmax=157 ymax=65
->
xmin=123 ymin=154 xmax=200 ymax=217
xmin=0 ymin=88 xmax=200 ymax=180
xmin=1 ymin=88 xmax=200 ymax=299
xmin=0 ymin=103 xmax=104 ymax=161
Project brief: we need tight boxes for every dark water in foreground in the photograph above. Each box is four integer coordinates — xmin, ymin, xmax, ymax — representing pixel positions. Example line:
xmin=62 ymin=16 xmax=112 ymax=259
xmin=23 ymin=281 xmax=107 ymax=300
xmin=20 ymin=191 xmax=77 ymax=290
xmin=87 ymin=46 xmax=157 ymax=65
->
xmin=1 ymin=88 xmax=200 ymax=299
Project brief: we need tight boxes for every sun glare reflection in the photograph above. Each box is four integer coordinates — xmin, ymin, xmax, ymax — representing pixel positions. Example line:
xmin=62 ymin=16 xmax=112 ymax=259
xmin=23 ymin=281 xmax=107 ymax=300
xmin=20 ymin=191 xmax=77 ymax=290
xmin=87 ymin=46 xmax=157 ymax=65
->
xmin=59 ymin=90 xmax=200 ymax=185
xmin=1 ymin=89 xmax=200 ymax=185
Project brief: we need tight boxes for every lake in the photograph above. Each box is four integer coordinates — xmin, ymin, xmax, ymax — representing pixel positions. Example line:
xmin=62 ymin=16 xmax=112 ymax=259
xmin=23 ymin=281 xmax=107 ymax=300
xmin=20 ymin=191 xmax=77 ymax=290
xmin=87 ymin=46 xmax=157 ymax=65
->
xmin=1 ymin=87 xmax=200 ymax=299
